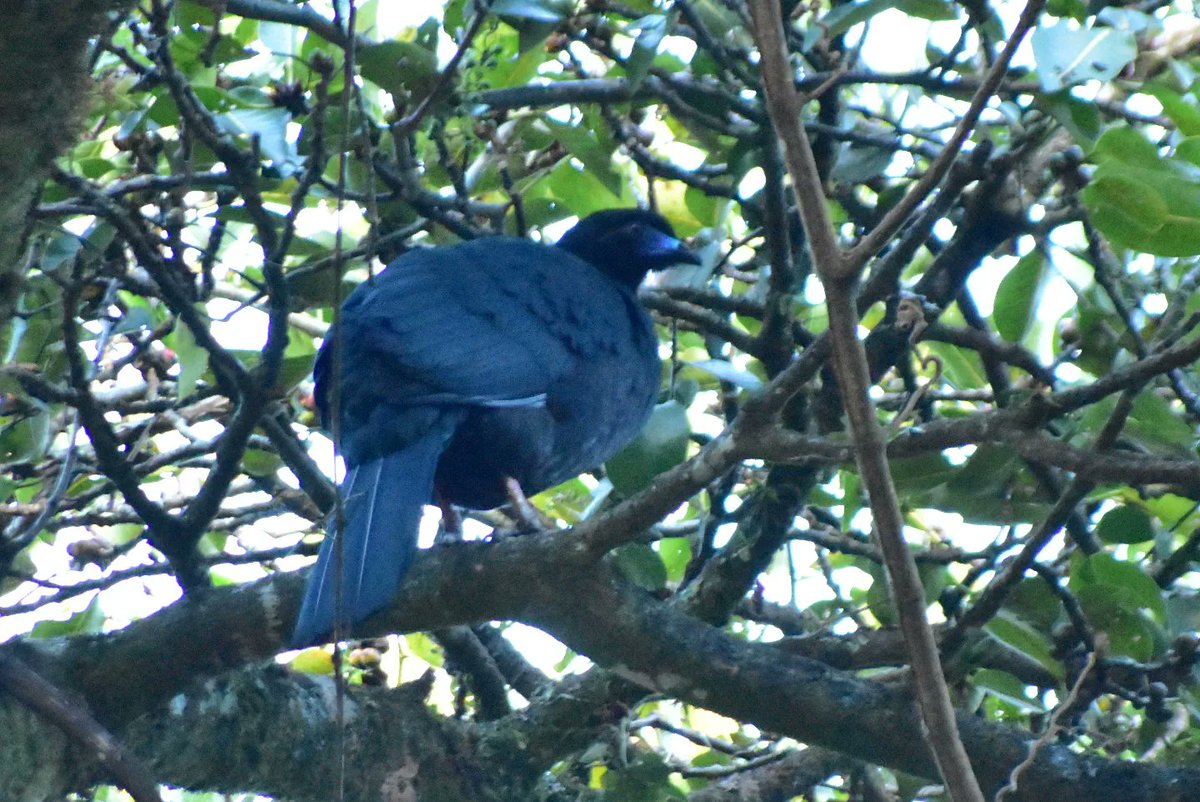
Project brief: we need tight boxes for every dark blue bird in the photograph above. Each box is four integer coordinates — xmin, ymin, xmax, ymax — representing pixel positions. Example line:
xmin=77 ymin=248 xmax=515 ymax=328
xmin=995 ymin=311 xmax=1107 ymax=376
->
xmin=292 ymin=209 xmax=700 ymax=646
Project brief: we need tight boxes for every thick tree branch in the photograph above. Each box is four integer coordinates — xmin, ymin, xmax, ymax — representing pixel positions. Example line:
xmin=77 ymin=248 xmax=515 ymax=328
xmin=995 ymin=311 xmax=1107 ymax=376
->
xmin=0 ymin=653 xmax=162 ymax=802
xmin=6 ymin=540 xmax=1197 ymax=801
xmin=0 ymin=2 xmax=122 ymax=335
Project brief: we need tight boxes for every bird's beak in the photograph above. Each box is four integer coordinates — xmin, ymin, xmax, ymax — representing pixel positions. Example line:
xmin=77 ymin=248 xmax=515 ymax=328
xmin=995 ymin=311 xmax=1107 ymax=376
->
xmin=645 ymin=230 xmax=702 ymax=268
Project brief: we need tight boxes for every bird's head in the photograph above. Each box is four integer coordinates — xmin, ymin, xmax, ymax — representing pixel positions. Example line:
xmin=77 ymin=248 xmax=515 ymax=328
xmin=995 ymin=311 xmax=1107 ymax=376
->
xmin=556 ymin=208 xmax=702 ymax=287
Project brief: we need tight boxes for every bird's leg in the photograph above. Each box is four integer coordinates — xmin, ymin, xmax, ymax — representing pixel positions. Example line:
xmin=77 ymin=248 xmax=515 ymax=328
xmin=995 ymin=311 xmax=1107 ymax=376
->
xmin=435 ymin=489 xmax=464 ymax=543
xmin=503 ymin=477 xmax=550 ymax=533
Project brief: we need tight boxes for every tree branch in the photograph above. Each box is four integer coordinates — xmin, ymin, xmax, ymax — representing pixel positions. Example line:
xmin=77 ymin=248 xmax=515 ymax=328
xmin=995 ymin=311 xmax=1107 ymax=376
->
xmin=747 ymin=1 xmax=984 ymax=797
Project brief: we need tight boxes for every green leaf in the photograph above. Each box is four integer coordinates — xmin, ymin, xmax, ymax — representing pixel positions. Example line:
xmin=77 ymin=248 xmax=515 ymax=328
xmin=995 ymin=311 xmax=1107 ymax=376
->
xmin=625 ymin=14 xmax=667 ymax=88
xmin=815 ymin=0 xmax=896 ymax=44
xmin=112 ymin=305 xmax=154 ymax=335
xmin=889 ymin=453 xmax=956 ymax=495
xmin=603 ymin=752 xmax=685 ymax=801
xmin=0 ymin=410 xmax=52 ymax=464
xmin=863 ymin=559 xmax=946 ymax=627
xmin=613 ymin=543 xmax=668 ymax=591
xmin=972 ymin=668 xmax=1046 ymax=712
xmin=165 ymin=317 xmax=210 ymax=399
xmin=1081 ymin=175 xmax=1170 ymax=248
xmin=1046 ymin=0 xmax=1087 ymax=21
xmin=357 ymin=40 xmax=438 ymax=101
xmin=227 ymin=86 xmax=274 ymax=108
xmin=1032 ymin=22 xmax=1137 ymax=92
xmin=259 ymin=20 xmax=305 ymax=56
xmin=30 ymin=597 xmax=106 ymax=637
xmin=607 ymin=401 xmax=691 ymax=496
xmin=840 ymin=469 xmax=862 ymax=532
xmin=216 ymin=107 xmax=298 ymax=170
xmin=405 ymin=632 xmax=445 ymax=667
xmin=919 ymin=341 xmax=987 ymax=390
xmin=290 ymin=647 xmax=335 ymax=675
xmin=1074 ymin=585 xmax=1162 ymax=660
xmin=683 ymin=188 xmax=720 ymax=229
xmin=540 ymin=159 xmax=630 ymax=216
xmin=1003 ymin=577 xmax=1062 ymax=632
xmin=540 ymin=117 xmax=621 ymax=195
xmin=40 ymin=231 xmax=83 ymax=271
xmin=1165 ymin=593 xmax=1200 ymax=636
xmin=242 ymin=448 xmax=283 ymax=478
xmin=1143 ymin=85 xmax=1200 ymax=137
xmin=1124 ymin=390 xmax=1198 ymax=456
xmin=1095 ymin=7 xmax=1159 ymax=33
xmin=492 ymin=0 xmax=572 ymax=23
xmin=863 ymin=572 xmax=895 ymax=625
xmin=832 ymin=138 xmax=896 ymax=183
xmin=1093 ymin=125 xmax=1161 ymax=165
xmin=1081 ymin=127 xmax=1200 ymax=256
xmin=984 ymin=610 xmax=1060 ymax=676
xmin=1040 ymin=92 xmax=1102 ymax=148
xmin=1069 ymin=551 xmax=1166 ymax=621
xmin=689 ymin=0 xmax=749 ymax=48
xmin=1071 ymin=289 xmax=1122 ymax=375
xmin=894 ymin=0 xmax=957 ymax=21
xmin=658 ymin=537 xmax=692 ymax=583
xmin=106 ymin=522 xmax=145 ymax=546
xmin=275 ymin=353 xmax=317 ymax=393
xmin=993 ymin=251 xmax=1045 ymax=342
xmin=946 ymin=445 xmax=1019 ymax=498
xmin=1095 ymin=504 xmax=1155 ymax=544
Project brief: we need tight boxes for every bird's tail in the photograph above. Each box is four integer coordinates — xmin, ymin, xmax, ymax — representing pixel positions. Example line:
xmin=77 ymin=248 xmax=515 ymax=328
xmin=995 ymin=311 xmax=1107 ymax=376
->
xmin=291 ymin=434 xmax=445 ymax=647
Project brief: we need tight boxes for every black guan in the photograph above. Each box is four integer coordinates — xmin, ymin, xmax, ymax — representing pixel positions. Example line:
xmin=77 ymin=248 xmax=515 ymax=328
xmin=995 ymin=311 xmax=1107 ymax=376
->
xmin=292 ymin=209 xmax=701 ymax=646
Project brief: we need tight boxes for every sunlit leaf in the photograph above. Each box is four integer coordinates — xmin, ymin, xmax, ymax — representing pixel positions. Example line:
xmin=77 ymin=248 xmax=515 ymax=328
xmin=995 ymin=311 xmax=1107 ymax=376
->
xmin=290 ymin=647 xmax=335 ymax=674
xmin=625 ymin=14 xmax=667 ymax=88
xmin=30 ymin=597 xmax=106 ymax=638
xmin=607 ymin=400 xmax=691 ymax=496
xmin=1032 ymin=22 xmax=1137 ymax=92
xmin=492 ymin=0 xmax=572 ymax=23
xmin=165 ymin=317 xmax=210 ymax=399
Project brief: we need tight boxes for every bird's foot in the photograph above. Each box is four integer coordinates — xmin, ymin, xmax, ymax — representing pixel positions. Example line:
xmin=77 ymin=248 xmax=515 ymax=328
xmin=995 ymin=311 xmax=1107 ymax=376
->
xmin=436 ymin=496 xmax=464 ymax=543
xmin=504 ymin=477 xmax=552 ymax=533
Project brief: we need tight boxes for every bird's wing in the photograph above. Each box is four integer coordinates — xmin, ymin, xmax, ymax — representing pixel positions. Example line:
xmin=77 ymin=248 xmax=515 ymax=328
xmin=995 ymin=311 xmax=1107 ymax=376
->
xmin=320 ymin=238 xmax=632 ymax=411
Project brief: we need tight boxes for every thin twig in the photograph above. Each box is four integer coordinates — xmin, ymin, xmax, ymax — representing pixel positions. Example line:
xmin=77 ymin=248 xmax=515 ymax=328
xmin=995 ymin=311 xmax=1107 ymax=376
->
xmin=846 ymin=0 xmax=1046 ymax=271
xmin=745 ymin=0 xmax=846 ymax=276
xmin=393 ymin=3 xmax=490 ymax=134
xmin=995 ymin=642 xmax=1104 ymax=800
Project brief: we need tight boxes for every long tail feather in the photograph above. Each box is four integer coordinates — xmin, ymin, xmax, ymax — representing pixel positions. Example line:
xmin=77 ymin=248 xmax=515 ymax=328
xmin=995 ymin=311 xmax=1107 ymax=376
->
xmin=291 ymin=434 xmax=445 ymax=647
